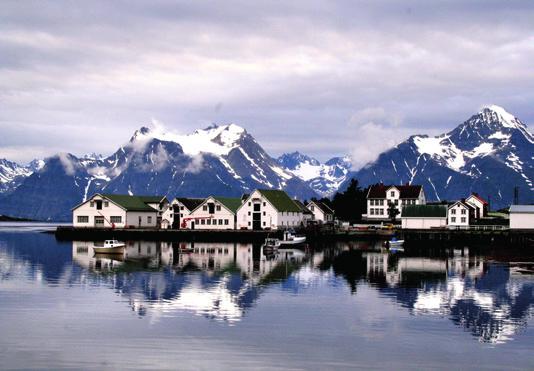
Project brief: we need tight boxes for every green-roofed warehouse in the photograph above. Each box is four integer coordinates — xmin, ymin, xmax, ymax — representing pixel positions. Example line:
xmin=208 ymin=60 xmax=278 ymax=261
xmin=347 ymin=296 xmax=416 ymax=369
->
xmin=184 ymin=196 xmax=243 ymax=230
xmin=237 ymin=189 xmax=305 ymax=230
xmin=401 ymin=205 xmax=447 ymax=229
xmin=72 ymin=193 xmax=165 ymax=228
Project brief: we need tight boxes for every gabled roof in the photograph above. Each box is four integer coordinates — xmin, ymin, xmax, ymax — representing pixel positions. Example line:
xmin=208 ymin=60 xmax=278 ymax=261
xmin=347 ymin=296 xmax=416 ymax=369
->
xmin=257 ymin=189 xmax=301 ymax=212
xmin=466 ymin=193 xmax=488 ymax=205
xmin=510 ymin=205 xmax=534 ymax=213
xmin=213 ymin=197 xmax=242 ymax=213
xmin=402 ymin=205 xmax=447 ymax=218
xmin=293 ymin=200 xmax=313 ymax=215
xmin=367 ymin=184 xmax=423 ymax=199
xmin=176 ymin=198 xmax=205 ymax=211
xmin=101 ymin=194 xmax=160 ymax=212
xmin=138 ymin=195 xmax=168 ymax=204
xmin=308 ymin=200 xmax=334 ymax=214
xmin=448 ymin=200 xmax=476 ymax=211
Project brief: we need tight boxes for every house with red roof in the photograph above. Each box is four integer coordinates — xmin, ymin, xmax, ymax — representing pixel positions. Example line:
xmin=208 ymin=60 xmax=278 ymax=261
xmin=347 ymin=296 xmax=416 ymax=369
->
xmin=465 ymin=193 xmax=489 ymax=219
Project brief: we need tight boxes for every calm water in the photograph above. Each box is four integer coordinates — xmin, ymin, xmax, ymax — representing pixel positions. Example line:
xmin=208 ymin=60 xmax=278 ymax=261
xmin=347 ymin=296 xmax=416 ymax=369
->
xmin=1 ymin=225 xmax=534 ymax=370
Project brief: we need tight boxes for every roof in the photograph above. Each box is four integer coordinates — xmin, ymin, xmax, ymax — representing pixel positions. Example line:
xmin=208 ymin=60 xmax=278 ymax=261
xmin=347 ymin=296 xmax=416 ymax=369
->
xmin=309 ymin=201 xmax=334 ymax=214
xmin=257 ymin=189 xmax=301 ymax=212
xmin=402 ymin=205 xmax=447 ymax=218
xmin=101 ymin=194 xmax=159 ymax=212
xmin=213 ymin=197 xmax=242 ymax=213
xmin=293 ymin=200 xmax=313 ymax=215
xmin=448 ymin=200 xmax=476 ymax=211
xmin=176 ymin=197 xmax=205 ymax=211
xmin=467 ymin=193 xmax=489 ymax=205
xmin=510 ymin=205 xmax=534 ymax=213
xmin=367 ymin=184 xmax=423 ymax=199
xmin=138 ymin=195 xmax=167 ymax=204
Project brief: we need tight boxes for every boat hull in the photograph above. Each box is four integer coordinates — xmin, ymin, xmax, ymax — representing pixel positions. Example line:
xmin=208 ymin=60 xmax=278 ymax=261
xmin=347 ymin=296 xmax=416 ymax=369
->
xmin=279 ymin=237 xmax=306 ymax=245
xmin=93 ymin=246 xmax=125 ymax=254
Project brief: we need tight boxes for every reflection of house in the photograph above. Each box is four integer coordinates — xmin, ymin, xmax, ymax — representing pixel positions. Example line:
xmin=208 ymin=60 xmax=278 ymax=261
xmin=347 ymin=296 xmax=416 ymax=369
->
xmin=307 ymin=201 xmax=334 ymax=223
xmin=185 ymin=196 xmax=242 ymax=229
xmin=366 ymin=184 xmax=426 ymax=220
xmin=72 ymin=194 xmax=166 ymax=228
xmin=509 ymin=205 xmax=534 ymax=229
xmin=447 ymin=201 xmax=476 ymax=227
xmin=237 ymin=189 xmax=303 ymax=230
xmin=401 ymin=205 xmax=447 ymax=229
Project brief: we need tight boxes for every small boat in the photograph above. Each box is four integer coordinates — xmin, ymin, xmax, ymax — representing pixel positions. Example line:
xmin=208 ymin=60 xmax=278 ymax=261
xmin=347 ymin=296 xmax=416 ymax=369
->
xmin=279 ymin=230 xmax=306 ymax=245
xmin=384 ymin=237 xmax=404 ymax=252
xmin=93 ymin=240 xmax=126 ymax=254
xmin=263 ymin=238 xmax=281 ymax=250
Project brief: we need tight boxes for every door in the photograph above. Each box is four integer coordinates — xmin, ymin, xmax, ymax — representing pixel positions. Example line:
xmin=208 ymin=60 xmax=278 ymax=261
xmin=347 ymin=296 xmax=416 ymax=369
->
xmin=94 ymin=216 xmax=104 ymax=228
xmin=191 ymin=221 xmax=195 ymax=230
xmin=172 ymin=206 xmax=180 ymax=229
xmin=253 ymin=213 xmax=261 ymax=230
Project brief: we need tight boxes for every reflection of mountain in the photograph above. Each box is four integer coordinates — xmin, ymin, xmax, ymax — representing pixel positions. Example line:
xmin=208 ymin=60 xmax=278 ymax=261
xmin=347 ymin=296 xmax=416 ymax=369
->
xmin=71 ymin=241 xmax=309 ymax=322
xmin=326 ymin=248 xmax=534 ymax=344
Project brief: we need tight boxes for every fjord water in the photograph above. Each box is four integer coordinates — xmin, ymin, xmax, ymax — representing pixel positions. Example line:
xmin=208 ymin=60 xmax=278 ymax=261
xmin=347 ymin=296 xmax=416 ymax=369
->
xmin=1 ymin=226 xmax=534 ymax=370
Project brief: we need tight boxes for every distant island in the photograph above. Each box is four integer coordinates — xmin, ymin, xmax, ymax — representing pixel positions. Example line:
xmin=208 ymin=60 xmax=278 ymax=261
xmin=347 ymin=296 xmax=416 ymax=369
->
xmin=0 ymin=215 xmax=34 ymax=222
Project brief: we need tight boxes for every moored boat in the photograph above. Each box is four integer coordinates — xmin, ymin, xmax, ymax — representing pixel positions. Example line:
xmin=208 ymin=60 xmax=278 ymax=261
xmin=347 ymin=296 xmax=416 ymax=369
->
xmin=93 ymin=240 xmax=126 ymax=254
xmin=280 ymin=230 xmax=306 ymax=245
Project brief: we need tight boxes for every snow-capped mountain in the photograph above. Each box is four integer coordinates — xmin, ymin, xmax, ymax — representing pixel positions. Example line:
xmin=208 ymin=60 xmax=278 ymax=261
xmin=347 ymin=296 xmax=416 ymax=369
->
xmin=0 ymin=124 xmax=317 ymax=220
xmin=277 ymin=151 xmax=352 ymax=196
xmin=0 ymin=159 xmax=35 ymax=195
xmin=344 ymin=105 xmax=534 ymax=209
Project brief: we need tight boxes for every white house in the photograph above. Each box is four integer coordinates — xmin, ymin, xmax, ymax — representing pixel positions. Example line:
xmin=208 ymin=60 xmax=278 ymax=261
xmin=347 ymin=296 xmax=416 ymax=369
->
xmin=401 ymin=205 xmax=447 ymax=229
xmin=163 ymin=198 xmax=206 ymax=229
xmin=72 ymin=194 xmax=161 ymax=228
xmin=294 ymin=200 xmax=313 ymax=226
xmin=307 ymin=201 xmax=334 ymax=223
xmin=447 ymin=201 xmax=476 ymax=228
xmin=236 ymin=189 xmax=303 ymax=230
xmin=366 ymin=184 xmax=426 ymax=220
xmin=184 ymin=196 xmax=242 ymax=230
xmin=465 ymin=193 xmax=489 ymax=219
xmin=509 ymin=205 xmax=534 ymax=229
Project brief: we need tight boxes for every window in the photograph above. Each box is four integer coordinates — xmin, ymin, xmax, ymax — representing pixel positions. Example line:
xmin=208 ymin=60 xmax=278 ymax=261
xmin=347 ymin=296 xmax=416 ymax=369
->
xmin=248 ymin=211 xmax=251 ymax=216
xmin=380 ymin=209 xmax=384 ymax=215
xmin=451 ymin=217 xmax=456 ymax=223
xmin=263 ymin=211 xmax=266 ymax=216
xmin=461 ymin=209 xmax=466 ymax=215
xmin=451 ymin=209 xmax=456 ymax=214
xmin=90 ymin=201 xmax=94 ymax=207
xmin=254 ymin=204 xmax=261 ymax=212
xmin=207 ymin=219 xmax=211 ymax=225
xmin=248 ymin=221 xmax=251 ymax=226
xmin=104 ymin=201 xmax=109 ymax=207
xmin=224 ymin=219 xmax=229 ymax=225
xmin=96 ymin=200 xmax=102 ymax=210
xmin=180 ymin=206 xmax=184 ymax=210
xmin=201 ymin=219 xmax=205 ymax=225
xmin=263 ymin=222 xmax=266 ymax=226
xmin=77 ymin=216 xmax=89 ymax=223
xmin=461 ymin=217 xmax=466 ymax=223
xmin=218 ymin=219 xmax=223 ymax=225
xmin=216 ymin=205 xmax=221 ymax=211
xmin=370 ymin=209 xmax=375 ymax=215
xmin=394 ymin=200 xmax=398 ymax=206
xmin=248 ymin=202 xmax=251 ymax=206
xmin=203 ymin=205 xmax=207 ymax=211
xmin=390 ymin=191 xmax=395 ymax=197
xmin=380 ymin=200 xmax=384 ymax=206
xmin=110 ymin=216 xmax=122 ymax=223
xmin=263 ymin=202 xmax=266 ymax=207
xmin=147 ymin=216 xmax=152 ymax=223
xmin=369 ymin=200 xmax=374 ymax=206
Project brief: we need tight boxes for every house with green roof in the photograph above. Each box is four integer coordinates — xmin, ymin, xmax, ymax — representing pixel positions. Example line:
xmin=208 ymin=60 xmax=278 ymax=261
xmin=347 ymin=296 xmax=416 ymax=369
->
xmin=185 ymin=196 xmax=243 ymax=230
xmin=72 ymin=193 xmax=166 ymax=228
xmin=400 ymin=204 xmax=447 ymax=229
xmin=237 ymin=189 xmax=304 ymax=230
xmin=164 ymin=197 xmax=206 ymax=229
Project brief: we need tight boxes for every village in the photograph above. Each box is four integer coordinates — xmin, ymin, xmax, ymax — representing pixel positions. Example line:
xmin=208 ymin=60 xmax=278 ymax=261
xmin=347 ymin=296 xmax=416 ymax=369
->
xmin=70 ymin=183 xmax=533 ymax=234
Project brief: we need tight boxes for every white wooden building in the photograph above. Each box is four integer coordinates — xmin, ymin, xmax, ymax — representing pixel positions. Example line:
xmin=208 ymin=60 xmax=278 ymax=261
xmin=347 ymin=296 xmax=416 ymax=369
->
xmin=401 ymin=205 xmax=447 ymax=229
xmin=509 ymin=205 xmax=534 ymax=229
xmin=465 ymin=193 xmax=489 ymax=219
xmin=294 ymin=200 xmax=313 ymax=226
xmin=72 ymin=194 xmax=162 ymax=228
xmin=447 ymin=201 xmax=476 ymax=228
xmin=184 ymin=196 xmax=242 ymax=230
xmin=307 ymin=201 xmax=334 ymax=223
xmin=237 ymin=189 xmax=303 ymax=230
xmin=163 ymin=198 xmax=205 ymax=229
xmin=366 ymin=184 xmax=426 ymax=220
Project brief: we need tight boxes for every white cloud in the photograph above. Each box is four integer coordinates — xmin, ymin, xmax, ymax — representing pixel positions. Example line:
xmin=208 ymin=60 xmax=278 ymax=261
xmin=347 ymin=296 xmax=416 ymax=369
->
xmin=184 ymin=153 xmax=205 ymax=174
xmin=57 ymin=152 xmax=76 ymax=175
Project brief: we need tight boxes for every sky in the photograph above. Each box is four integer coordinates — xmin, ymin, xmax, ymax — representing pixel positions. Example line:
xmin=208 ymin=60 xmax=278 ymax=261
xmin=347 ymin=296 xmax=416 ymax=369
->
xmin=1 ymin=0 xmax=533 ymax=168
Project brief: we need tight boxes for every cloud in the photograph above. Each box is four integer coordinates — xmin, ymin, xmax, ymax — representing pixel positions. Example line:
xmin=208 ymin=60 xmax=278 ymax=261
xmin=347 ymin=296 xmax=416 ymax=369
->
xmin=0 ymin=1 xmax=533 ymax=164
xmin=57 ymin=152 xmax=76 ymax=176
xmin=184 ymin=153 xmax=205 ymax=174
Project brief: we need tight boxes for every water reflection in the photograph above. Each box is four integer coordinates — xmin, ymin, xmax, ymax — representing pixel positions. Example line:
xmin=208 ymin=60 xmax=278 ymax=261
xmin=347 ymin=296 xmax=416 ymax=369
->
xmin=71 ymin=241 xmax=310 ymax=322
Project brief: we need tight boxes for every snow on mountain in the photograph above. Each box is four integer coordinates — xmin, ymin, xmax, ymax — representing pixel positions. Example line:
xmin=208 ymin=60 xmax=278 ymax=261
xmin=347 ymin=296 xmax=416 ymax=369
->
xmin=0 ymin=159 xmax=35 ymax=195
xmin=345 ymin=105 xmax=534 ymax=209
xmin=0 ymin=124 xmax=317 ymax=220
xmin=277 ymin=151 xmax=352 ymax=196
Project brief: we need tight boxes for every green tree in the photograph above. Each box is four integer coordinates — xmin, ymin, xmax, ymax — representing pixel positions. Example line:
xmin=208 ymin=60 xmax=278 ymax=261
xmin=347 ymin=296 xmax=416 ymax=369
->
xmin=387 ymin=201 xmax=400 ymax=222
xmin=331 ymin=178 xmax=368 ymax=222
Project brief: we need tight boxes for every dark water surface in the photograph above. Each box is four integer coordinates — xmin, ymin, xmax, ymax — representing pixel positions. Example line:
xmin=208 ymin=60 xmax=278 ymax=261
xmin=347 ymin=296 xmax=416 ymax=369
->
xmin=1 ymin=225 xmax=534 ymax=370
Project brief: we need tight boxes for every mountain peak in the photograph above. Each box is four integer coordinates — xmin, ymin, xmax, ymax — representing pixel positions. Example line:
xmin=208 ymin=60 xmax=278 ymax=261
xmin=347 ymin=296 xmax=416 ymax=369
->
xmin=478 ymin=105 xmax=525 ymax=130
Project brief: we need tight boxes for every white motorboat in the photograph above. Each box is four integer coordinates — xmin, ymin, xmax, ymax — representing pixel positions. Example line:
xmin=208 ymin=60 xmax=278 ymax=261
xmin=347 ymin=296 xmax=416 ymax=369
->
xmin=263 ymin=238 xmax=281 ymax=250
xmin=93 ymin=240 xmax=126 ymax=254
xmin=280 ymin=230 xmax=306 ymax=245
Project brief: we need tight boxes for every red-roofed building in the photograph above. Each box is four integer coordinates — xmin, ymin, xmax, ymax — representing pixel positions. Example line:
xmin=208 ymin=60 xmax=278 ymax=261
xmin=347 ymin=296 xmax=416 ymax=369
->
xmin=465 ymin=193 xmax=489 ymax=219
xmin=365 ymin=183 xmax=426 ymax=220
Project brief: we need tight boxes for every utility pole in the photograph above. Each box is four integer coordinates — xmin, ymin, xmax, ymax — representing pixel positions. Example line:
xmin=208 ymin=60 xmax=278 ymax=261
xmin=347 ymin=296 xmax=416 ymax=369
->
xmin=513 ymin=186 xmax=519 ymax=205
